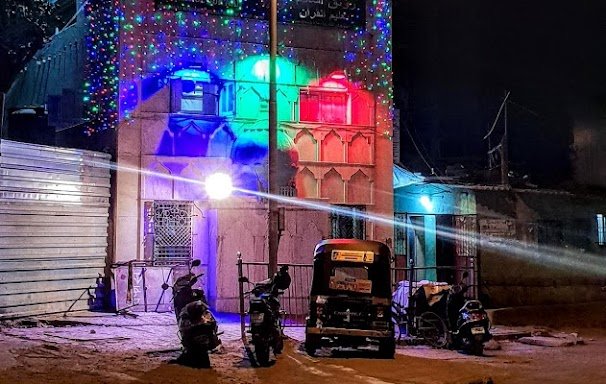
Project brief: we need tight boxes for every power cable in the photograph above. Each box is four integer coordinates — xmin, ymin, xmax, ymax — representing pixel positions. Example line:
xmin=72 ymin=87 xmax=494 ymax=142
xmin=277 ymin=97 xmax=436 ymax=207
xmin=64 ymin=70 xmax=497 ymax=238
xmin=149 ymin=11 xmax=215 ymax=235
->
xmin=483 ymin=91 xmax=510 ymax=140
xmin=403 ymin=125 xmax=454 ymax=187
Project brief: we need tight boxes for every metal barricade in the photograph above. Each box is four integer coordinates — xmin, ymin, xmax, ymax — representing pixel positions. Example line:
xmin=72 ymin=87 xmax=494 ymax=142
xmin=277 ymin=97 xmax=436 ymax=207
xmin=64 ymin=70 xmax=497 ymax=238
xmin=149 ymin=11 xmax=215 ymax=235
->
xmin=237 ymin=260 xmax=313 ymax=326
xmin=237 ymin=261 xmax=478 ymax=327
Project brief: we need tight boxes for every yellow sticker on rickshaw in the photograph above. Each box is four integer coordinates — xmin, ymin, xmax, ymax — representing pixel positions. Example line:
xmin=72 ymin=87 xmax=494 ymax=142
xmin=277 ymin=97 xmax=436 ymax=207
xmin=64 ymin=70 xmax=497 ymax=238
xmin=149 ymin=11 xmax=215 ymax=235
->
xmin=329 ymin=277 xmax=373 ymax=294
xmin=331 ymin=250 xmax=374 ymax=263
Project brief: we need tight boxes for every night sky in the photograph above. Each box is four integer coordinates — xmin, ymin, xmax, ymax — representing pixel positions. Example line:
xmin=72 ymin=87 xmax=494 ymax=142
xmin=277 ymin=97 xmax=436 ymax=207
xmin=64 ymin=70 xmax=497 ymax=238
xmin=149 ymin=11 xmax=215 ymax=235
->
xmin=3 ymin=1 xmax=606 ymax=188
xmin=393 ymin=0 xmax=606 ymax=186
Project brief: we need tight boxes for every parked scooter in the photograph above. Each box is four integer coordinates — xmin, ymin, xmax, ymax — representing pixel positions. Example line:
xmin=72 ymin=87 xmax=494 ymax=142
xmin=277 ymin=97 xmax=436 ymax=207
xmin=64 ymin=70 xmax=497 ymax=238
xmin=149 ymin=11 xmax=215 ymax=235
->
xmin=446 ymin=271 xmax=491 ymax=356
xmin=161 ymin=259 xmax=222 ymax=368
xmin=240 ymin=265 xmax=291 ymax=366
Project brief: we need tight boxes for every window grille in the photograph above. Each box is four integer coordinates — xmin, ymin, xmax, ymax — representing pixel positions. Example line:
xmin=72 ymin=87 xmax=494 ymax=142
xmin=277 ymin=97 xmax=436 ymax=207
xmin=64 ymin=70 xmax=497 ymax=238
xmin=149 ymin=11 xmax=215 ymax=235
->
xmin=330 ymin=205 xmax=365 ymax=239
xmin=394 ymin=213 xmax=407 ymax=257
xmin=151 ymin=201 xmax=193 ymax=263
xmin=455 ymin=215 xmax=477 ymax=257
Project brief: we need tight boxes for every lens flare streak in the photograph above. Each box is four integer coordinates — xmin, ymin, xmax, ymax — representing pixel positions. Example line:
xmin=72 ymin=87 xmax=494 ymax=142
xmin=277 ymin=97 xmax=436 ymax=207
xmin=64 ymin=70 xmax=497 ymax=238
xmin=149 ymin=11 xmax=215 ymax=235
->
xmin=92 ymin=160 xmax=606 ymax=276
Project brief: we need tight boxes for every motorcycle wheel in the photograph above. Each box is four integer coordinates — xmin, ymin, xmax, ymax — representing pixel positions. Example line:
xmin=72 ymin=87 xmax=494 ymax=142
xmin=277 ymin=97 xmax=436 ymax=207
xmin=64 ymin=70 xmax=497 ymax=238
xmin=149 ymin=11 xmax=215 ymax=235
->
xmin=304 ymin=335 xmax=318 ymax=357
xmin=254 ymin=340 xmax=271 ymax=367
xmin=176 ymin=349 xmax=210 ymax=368
xmin=198 ymin=351 xmax=211 ymax=368
xmin=274 ymin=333 xmax=284 ymax=355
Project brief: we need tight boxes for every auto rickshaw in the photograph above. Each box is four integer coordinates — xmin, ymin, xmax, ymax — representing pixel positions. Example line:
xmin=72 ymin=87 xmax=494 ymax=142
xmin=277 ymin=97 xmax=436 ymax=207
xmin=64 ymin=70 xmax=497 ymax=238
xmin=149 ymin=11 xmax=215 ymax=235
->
xmin=304 ymin=239 xmax=395 ymax=358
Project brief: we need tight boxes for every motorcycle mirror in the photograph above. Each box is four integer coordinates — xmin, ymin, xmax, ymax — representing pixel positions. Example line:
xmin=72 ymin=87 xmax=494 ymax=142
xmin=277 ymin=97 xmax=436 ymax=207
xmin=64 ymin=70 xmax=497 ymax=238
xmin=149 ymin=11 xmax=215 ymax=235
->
xmin=238 ymin=276 xmax=249 ymax=283
xmin=161 ymin=283 xmax=169 ymax=290
xmin=191 ymin=259 xmax=201 ymax=267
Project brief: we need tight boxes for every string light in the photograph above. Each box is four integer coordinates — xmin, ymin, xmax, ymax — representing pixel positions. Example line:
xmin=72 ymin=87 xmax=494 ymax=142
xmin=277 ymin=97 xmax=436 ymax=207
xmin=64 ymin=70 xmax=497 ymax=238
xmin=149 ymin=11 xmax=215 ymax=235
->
xmin=84 ymin=0 xmax=120 ymax=134
xmin=85 ymin=0 xmax=392 ymax=137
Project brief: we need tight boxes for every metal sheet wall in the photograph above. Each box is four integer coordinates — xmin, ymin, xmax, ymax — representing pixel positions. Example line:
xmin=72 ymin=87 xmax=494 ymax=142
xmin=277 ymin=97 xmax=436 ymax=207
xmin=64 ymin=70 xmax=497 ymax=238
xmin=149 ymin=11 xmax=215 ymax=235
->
xmin=0 ymin=139 xmax=111 ymax=318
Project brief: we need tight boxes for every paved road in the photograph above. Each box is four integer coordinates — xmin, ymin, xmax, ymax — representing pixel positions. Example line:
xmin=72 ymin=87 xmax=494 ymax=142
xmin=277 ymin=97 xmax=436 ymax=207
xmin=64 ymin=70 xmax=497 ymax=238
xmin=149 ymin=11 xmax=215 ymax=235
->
xmin=0 ymin=312 xmax=604 ymax=384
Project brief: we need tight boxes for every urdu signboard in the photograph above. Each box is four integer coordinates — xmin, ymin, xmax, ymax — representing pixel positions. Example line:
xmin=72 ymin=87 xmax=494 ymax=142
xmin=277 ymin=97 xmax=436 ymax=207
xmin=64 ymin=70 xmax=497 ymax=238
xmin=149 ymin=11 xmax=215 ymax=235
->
xmin=479 ymin=218 xmax=516 ymax=238
xmin=155 ymin=0 xmax=366 ymax=28
xmin=155 ymin=0 xmax=242 ymax=13
xmin=281 ymin=0 xmax=366 ymax=28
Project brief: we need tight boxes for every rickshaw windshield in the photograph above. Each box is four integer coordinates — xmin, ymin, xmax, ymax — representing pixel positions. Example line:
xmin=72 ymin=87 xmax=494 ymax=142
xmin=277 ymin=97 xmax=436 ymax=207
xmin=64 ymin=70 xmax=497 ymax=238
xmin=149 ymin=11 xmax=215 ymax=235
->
xmin=329 ymin=266 xmax=372 ymax=294
xmin=310 ymin=239 xmax=392 ymax=297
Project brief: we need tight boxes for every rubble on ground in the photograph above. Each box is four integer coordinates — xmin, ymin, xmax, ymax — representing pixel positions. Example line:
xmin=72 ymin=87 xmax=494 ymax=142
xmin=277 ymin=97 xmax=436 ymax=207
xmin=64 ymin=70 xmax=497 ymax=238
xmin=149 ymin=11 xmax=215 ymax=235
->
xmin=518 ymin=329 xmax=584 ymax=347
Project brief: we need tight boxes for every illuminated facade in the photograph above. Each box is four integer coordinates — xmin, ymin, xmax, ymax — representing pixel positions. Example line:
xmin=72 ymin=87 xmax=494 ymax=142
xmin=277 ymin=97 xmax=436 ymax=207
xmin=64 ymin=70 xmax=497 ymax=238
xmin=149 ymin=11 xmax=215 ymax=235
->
xmin=90 ymin=0 xmax=394 ymax=311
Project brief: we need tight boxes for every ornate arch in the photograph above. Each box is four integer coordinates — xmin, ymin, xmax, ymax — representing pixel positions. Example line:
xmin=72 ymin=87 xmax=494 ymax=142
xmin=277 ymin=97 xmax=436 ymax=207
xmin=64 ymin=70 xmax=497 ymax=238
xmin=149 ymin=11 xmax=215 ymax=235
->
xmin=321 ymin=168 xmax=345 ymax=203
xmin=347 ymin=169 xmax=372 ymax=204
xmin=348 ymin=132 xmax=371 ymax=164
xmin=321 ymin=130 xmax=344 ymax=163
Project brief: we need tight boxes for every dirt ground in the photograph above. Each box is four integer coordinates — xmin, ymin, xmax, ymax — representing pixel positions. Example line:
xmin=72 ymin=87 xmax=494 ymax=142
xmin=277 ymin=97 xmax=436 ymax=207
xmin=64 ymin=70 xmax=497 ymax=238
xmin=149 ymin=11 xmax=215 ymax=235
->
xmin=0 ymin=320 xmax=605 ymax=384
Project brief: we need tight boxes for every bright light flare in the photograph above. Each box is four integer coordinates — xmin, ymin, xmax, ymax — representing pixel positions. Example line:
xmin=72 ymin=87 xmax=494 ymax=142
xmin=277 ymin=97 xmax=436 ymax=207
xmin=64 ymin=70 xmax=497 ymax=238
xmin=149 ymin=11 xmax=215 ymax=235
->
xmin=420 ymin=195 xmax=433 ymax=212
xmin=205 ymin=172 xmax=233 ymax=200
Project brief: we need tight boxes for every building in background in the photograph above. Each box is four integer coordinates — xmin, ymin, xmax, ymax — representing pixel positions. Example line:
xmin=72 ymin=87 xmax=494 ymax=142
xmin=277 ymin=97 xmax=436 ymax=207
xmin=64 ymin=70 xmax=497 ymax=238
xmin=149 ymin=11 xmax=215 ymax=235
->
xmin=393 ymin=167 xmax=606 ymax=308
xmin=99 ymin=0 xmax=394 ymax=312
xmin=2 ymin=0 xmax=94 ymax=148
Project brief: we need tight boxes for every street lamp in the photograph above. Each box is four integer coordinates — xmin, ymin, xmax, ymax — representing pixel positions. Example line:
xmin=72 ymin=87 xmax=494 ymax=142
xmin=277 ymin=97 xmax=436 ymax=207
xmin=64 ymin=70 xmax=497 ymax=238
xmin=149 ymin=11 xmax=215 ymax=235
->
xmin=205 ymin=172 xmax=233 ymax=200
xmin=267 ymin=0 xmax=279 ymax=276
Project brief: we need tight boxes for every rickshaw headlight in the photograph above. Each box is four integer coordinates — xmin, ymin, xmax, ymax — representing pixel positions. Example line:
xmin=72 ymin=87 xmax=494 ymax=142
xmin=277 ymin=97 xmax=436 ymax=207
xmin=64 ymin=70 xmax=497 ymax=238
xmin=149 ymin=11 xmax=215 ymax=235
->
xmin=316 ymin=304 xmax=324 ymax=318
xmin=315 ymin=296 xmax=327 ymax=319
xmin=376 ymin=307 xmax=385 ymax=319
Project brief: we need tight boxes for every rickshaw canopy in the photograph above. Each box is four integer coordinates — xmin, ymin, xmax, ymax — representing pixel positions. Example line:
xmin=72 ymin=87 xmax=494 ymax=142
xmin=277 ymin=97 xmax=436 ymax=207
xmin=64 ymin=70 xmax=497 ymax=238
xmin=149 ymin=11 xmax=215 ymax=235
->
xmin=310 ymin=239 xmax=392 ymax=297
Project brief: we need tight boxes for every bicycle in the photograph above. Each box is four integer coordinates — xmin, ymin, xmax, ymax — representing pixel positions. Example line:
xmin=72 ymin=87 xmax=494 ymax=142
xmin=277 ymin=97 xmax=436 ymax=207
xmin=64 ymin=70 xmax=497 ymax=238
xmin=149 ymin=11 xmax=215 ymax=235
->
xmin=391 ymin=300 xmax=449 ymax=348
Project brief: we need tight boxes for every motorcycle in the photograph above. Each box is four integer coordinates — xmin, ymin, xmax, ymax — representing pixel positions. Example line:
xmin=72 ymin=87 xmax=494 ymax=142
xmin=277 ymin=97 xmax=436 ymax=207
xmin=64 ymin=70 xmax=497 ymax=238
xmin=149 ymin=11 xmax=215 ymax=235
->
xmin=161 ymin=259 xmax=222 ymax=368
xmin=446 ymin=271 xmax=491 ymax=356
xmin=239 ymin=265 xmax=291 ymax=366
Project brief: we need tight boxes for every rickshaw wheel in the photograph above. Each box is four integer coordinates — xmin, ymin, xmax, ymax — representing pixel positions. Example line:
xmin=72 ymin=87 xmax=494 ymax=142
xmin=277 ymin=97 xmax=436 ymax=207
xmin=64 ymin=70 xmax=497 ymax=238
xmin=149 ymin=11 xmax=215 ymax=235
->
xmin=304 ymin=337 xmax=318 ymax=356
xmin=378 ymin=338 xmax=396 ymax=358
xmin=418 ymin=312 xmax=448 ymax=348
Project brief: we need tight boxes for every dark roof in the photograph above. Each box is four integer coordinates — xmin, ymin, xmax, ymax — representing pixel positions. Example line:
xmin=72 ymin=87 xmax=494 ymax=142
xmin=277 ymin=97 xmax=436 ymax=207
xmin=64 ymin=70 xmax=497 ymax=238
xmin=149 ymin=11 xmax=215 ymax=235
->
xmin=5 ymin=22 xmax=85 ymax=109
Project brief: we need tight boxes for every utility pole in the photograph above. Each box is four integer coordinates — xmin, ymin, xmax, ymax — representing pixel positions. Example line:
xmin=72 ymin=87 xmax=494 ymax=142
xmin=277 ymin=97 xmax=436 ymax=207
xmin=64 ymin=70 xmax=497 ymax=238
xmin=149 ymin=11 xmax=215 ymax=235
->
xmin=267 ymin=0 xmax=279 ymax=277
xmin=484 ymin=90 xmax=510 ymax=185
xmin=500 ymin=90 xmax=509 ymax=186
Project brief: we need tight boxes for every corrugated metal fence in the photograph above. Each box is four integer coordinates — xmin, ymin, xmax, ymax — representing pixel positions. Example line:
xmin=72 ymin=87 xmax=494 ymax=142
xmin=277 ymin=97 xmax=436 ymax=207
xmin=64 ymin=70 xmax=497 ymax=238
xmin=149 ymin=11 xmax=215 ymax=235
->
xmin=0 ymin=139 xmax=111 ymax=318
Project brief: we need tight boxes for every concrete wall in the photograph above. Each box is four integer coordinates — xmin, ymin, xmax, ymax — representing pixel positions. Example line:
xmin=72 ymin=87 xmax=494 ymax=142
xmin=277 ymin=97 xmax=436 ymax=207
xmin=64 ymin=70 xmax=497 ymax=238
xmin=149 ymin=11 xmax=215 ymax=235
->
xmin=477 ymin=190 xmax=606 ymax=307
xmin=214 ymin=206 xmax=329 ymax=312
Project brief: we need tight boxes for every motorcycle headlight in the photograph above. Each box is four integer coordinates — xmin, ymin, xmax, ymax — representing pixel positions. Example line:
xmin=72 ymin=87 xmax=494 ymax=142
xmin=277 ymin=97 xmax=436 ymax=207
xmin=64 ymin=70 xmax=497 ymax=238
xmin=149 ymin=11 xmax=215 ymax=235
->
xmin=201 ymin=311 xmax=214 ymax=323
xmin=250 ymin=312 xmax=265 ymax=325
